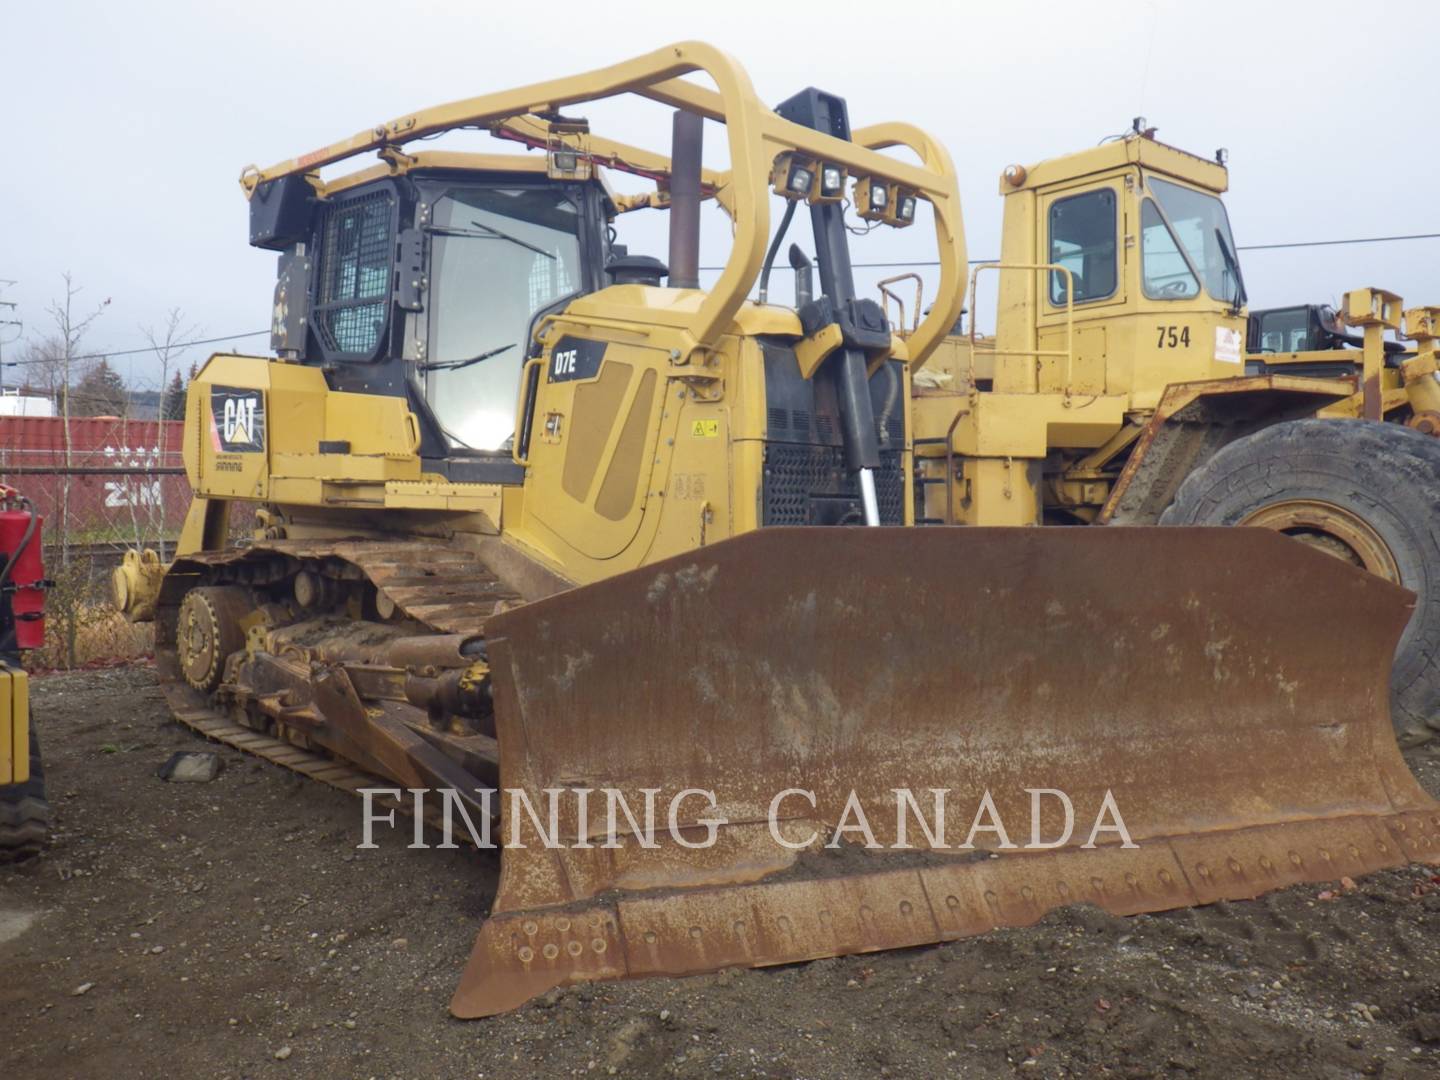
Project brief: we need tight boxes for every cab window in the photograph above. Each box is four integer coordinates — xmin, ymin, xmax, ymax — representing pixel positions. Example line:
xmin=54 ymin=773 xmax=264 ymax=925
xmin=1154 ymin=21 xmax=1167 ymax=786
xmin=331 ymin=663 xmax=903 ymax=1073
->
xmin=314 ymin=189 xmax=395 ymax=357
xmin=1143 ymin=177 xmax=1243 ymax=305
xmin=424 ymin=186 xmax=583 ymax=450
xmin=1049 ymin=189 xmax=1117 ymax=305
xmin=1141 ymin=199 xmax=1200 ymax=299
xmin=1252 ymin=307 xmax=1314 ymax=353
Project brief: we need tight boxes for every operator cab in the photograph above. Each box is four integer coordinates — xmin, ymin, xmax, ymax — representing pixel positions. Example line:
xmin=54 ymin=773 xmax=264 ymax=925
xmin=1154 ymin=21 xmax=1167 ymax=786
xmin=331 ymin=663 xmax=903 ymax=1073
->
xmin=989 ymin=125 xmax=1249 ymax=400
xmin=1248 ymin=305 xmax=1347 ymax=354
xmin=249 ymin=155 xmax=615 ymax=481
xmin=1017 ymin=128 xmax=1244 ymax=316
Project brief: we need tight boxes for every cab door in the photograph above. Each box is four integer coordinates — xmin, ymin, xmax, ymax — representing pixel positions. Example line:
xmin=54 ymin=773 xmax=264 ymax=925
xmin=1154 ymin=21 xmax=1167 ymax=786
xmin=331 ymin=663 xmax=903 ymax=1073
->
xmin=1036 ymin=180 xmax=1127 ymax=394
xmin=523 ymin=330 xmax=668 ymax=561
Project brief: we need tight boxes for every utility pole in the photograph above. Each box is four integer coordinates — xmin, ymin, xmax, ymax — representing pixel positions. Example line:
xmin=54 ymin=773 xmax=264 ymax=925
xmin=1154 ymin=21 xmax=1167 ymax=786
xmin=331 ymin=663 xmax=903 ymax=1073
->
xmin=0 ymin=280 xmax=20 ymax=399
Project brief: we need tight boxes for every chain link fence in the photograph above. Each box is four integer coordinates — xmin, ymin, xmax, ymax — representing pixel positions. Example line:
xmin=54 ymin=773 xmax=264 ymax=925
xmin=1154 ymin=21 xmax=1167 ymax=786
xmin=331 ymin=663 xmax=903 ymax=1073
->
xmin=1 ymin=416 xmax=187 ymax=668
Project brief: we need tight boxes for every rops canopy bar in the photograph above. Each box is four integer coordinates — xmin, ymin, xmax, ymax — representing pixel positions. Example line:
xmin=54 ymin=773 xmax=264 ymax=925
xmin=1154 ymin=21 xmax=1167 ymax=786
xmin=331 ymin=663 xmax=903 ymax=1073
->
xmin=238 ymin=41 xmax=966 ymax=368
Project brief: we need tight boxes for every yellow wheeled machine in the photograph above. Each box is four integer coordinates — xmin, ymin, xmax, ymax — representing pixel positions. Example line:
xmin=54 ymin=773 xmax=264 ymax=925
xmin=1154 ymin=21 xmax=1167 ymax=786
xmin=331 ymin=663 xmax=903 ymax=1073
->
xmin=113 ymin=46 xmax=1439 ymax=1017
xmin=905 ymin=123 xmax=1440 ymax=742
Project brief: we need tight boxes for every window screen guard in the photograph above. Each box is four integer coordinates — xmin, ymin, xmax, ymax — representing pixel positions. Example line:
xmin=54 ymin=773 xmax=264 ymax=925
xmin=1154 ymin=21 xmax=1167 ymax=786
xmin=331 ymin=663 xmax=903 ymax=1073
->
xmin=314 ymin=188 xmax=396 ymax=357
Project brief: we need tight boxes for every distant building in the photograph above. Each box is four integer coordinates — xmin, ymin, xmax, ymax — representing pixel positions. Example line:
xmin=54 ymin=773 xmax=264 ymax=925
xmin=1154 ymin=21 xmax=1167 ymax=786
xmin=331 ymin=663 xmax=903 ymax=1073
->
xmin=0 ymin=391 xmax=54 ymax=417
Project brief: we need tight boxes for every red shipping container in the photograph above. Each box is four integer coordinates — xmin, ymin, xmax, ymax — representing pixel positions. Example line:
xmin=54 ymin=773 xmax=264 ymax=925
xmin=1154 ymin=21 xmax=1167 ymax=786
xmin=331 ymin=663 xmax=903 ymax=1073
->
xmin=0 ymin=416 xmax=190 ymax=541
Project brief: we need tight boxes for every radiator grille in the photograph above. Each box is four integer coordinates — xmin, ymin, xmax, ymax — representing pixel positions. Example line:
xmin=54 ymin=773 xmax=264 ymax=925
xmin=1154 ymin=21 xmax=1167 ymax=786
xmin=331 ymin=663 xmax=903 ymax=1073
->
xmin=762 ymin=445 xmax=904 ymax=526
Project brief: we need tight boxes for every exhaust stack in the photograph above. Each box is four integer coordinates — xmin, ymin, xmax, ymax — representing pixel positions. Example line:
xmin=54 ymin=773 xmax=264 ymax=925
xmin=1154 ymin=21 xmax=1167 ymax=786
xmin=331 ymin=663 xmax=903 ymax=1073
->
xmin=667 ymin=109 xmax=703 ymax=289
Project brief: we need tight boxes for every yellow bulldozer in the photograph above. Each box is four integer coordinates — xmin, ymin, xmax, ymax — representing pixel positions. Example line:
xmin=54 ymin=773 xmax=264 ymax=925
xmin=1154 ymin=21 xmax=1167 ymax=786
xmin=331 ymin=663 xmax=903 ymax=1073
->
xmin=112 ymin=44 xmax=1440 ymax=1018
xmin=901 ymin=122 xmax=1440 ymax=743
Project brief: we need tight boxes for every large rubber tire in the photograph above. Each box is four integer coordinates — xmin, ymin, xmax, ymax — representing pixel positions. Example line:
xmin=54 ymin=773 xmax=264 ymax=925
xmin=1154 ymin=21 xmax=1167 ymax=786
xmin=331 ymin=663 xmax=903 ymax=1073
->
xmin=0 ymin=722 xmax=52 ymax=860
xmin=1160 ymin=419 xmax=1440 ymax=745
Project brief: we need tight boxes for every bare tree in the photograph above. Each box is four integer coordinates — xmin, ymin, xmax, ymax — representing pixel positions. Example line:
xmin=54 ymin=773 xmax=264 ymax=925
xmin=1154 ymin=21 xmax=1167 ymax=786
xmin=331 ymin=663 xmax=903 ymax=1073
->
xmin=0 ymin=336 xmax=62 ymax=476
xmin=13 ymin=334 xmax=67 ymax=401
xmin=145 ymin=308 xmax=198 ymax=428
xmin=135 ymin=309 xmax=198 ymax=558
xmin=46 ymin=273 xmax=110 ymax=566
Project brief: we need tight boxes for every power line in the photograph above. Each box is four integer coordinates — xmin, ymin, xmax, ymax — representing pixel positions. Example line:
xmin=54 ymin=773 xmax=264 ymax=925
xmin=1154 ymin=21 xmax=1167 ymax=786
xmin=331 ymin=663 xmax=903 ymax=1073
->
xmin=1235 ymin=232 xmax=1440 ymax=252
xmin=6 ymin=330 xmax=269 ymax=367
xmin=3 ymin=227 xmax=1434 ymax=366
xmin=699 ymin=230 xmax=1440 ymax=272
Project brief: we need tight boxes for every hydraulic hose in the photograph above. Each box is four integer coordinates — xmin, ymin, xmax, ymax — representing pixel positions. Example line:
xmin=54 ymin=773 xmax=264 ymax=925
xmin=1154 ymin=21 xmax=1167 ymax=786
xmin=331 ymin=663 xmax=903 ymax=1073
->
xmin=757 ymin=199 xmax=798 ymax=305
xmin=874 ymin=358 xmax=900 ymax=443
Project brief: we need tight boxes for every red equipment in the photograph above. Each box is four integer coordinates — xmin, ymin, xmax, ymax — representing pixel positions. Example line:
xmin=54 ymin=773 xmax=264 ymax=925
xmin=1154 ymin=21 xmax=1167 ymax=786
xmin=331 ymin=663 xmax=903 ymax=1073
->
xmin=0 ymin=486 xmax=46 ymax=651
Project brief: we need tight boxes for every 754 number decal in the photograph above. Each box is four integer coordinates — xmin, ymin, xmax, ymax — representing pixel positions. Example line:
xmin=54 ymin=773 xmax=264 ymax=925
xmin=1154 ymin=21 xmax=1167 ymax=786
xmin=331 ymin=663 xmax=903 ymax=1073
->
xmin=1156 ymin=325 xmax=1191 ymax=348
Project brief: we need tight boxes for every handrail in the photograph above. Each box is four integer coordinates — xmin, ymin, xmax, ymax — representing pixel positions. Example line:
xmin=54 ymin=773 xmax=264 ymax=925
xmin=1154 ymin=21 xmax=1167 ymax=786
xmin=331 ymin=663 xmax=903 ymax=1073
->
xmin=943 ymin=404 xmax=970 ymax=526
xmin=968 ymin=262 xmax=1075 ymax=396
xmin=511 ymin=358 xmax=545 ymax=467
xmin=879 ymin=272 xmax=924 ymax=335
xmin=238 ymin=41 xmax=966 ymax=372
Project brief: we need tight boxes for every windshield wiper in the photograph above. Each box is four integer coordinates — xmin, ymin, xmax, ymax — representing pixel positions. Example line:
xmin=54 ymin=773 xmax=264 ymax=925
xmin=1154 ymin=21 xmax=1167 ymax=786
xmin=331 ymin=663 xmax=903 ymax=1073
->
xmin=422 ymin=221 xmax=557 ymax=261
xmin=469 ymin=219 xmax=556 ymax=260
xmin=417 ymin=342 xmax=516 ymax=373
xmin=1214 ymin=228 xmax=1248 ymax=314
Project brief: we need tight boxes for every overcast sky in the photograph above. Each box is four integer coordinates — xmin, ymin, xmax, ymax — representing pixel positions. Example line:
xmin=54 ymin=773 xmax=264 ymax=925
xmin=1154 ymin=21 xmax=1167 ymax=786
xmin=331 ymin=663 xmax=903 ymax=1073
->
xmin=2 ymin=0 xmax=1434 ymax=390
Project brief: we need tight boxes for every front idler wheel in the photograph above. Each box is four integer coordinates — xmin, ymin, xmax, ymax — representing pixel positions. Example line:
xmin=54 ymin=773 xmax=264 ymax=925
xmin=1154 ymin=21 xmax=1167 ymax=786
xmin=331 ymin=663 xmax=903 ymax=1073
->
xmin=176 ymin=586 xmax=252 ymax=692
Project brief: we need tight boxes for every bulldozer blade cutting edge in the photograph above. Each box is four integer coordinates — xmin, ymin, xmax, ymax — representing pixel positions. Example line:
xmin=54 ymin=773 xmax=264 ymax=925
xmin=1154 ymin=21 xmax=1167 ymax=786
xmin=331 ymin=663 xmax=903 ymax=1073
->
xmin=452 ymin=526 xmax=1440 ymax=1018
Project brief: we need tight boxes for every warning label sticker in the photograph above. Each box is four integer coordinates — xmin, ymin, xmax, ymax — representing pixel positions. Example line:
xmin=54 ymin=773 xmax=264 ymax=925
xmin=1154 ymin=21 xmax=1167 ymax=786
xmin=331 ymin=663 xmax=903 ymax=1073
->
xmin=1215 ymin=326 xmax=1243 ymax=365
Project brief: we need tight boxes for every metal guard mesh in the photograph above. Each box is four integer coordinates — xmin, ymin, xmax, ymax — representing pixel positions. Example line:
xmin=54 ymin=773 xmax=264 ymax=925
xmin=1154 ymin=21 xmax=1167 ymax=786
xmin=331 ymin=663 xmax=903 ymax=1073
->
xmin=762 ymin=445 xmax=905 ymax=526
xmin=315 ymin=190 xmax=394 ymax=354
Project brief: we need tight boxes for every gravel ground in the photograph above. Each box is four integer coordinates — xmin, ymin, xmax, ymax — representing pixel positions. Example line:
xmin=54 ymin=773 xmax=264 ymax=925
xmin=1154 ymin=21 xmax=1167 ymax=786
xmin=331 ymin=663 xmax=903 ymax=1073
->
xmin=4 ymin=665 xmax=1440 ymax=1079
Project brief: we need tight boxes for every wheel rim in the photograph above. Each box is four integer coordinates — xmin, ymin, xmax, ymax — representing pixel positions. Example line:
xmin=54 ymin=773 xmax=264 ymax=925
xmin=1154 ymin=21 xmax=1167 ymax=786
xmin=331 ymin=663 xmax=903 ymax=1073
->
xmin=1239 ymin=499 xmax=1401 ymax=584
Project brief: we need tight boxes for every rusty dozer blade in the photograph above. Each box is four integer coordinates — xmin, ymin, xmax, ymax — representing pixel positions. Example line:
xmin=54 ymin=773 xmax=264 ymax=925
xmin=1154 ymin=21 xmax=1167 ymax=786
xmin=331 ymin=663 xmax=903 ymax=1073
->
xmin=452 ymin=526 xmax=1440 ymax=1017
